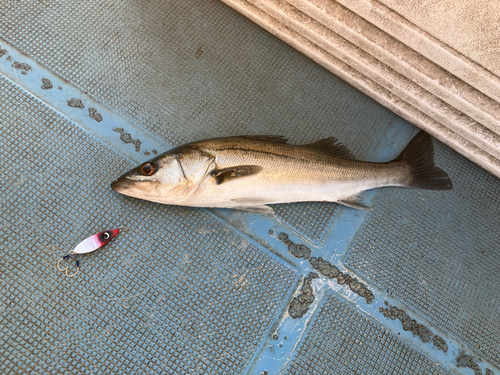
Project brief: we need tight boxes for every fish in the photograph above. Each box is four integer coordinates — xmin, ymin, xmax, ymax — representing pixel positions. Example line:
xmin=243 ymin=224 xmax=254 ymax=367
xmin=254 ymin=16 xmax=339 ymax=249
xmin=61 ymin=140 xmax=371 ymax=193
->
xmin=110 ymin=131 xmax=452 ymax=214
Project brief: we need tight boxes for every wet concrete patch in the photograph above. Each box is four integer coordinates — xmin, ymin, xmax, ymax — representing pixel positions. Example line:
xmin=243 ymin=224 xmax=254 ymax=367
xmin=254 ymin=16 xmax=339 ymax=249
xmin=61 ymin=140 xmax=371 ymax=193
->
xmin=113 ymin=127 xmax=141 ymax=152
xmin=455 ymin=353 xmax=481 ymax=375
xmin=67 ymin=98 xmax=84 ymax=108
xmin=309 ymin=257 xmax=374 ymax=303
xmin=379 ymin=303 xmax=448 ymax=353
xmin=12 ymin=61 xmax=31 ymax=72
xmin=432 ymin=336 xmax=448 ymax=354
xmin=288 ymin=273 xmax=318 ymax=318
xmin=309 ymin=256 xmax=339 ymax=278
xmin=277 ymin=233 xmax=311 ymax=259
xmin=41 ymin=78 xmax=53 ymax=90
xmin=88 ymin=107 xmax=103 ymax=122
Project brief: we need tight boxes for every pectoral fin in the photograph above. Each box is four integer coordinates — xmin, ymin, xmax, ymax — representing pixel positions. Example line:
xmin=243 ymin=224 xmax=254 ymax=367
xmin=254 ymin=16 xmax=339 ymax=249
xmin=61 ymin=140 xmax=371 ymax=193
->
xmin=211 ymin=165 xmax=263 ymax=185
xmin=337 ymin=195 xmax=371 ymax=210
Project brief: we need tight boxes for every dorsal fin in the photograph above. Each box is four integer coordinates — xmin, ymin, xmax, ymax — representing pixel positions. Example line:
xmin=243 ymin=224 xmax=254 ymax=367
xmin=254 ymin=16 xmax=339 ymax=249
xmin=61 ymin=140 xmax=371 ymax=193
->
xmin=240 ymin=135 xmax=288 ymax=144
xmin=305 ymin=137 xmax=357 ymax=160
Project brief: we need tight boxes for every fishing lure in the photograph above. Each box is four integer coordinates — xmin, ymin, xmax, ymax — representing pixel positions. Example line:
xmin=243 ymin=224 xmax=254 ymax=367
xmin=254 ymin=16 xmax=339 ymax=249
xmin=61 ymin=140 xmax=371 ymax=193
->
xmin=57 ymin=229 xmax=121 ymax=277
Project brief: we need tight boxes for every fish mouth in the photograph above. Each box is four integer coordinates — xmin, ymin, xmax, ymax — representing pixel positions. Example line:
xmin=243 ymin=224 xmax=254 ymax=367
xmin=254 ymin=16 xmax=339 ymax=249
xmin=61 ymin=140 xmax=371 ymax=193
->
xmin=111 ymin=175 xmax=164 ymax=204
xmin=110 ymin=176 xmax=136 ymax=194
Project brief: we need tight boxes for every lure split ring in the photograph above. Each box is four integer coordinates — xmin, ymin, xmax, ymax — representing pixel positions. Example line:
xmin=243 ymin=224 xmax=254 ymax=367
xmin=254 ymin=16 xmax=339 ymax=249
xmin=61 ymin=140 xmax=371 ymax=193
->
xmin=56 ymin=228 xmax=121 ymax=278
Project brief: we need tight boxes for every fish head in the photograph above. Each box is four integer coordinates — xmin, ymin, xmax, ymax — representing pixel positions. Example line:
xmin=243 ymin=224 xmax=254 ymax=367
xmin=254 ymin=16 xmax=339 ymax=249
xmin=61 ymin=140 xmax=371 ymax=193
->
xmin=111 ymin=146 xmax=216 ymax=204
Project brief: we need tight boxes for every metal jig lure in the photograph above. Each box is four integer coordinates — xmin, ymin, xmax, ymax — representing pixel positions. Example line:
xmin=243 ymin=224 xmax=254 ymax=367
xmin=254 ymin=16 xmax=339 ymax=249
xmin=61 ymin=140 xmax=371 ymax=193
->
xmin=57 ymin=229 xmax=121 ymax=277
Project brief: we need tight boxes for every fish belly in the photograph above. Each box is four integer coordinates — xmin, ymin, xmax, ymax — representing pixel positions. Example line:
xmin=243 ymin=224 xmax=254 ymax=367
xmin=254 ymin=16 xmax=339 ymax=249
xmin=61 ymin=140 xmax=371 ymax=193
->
xmin=186 ymin=172 xmax=391 ymax=209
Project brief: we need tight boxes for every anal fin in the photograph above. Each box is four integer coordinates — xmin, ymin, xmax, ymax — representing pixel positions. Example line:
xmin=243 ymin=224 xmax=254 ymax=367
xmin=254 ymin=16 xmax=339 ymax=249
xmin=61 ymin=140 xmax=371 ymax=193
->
xmin=232 ymin=204 xmax=274 ymax=214
xmin=337 ymin=195 xmax=371 ymax=210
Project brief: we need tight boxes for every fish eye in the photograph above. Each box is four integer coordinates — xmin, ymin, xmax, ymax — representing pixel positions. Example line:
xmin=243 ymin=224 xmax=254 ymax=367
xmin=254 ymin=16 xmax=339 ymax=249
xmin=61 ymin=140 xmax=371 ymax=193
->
xmin=101 ymin=232 xmax=110 ymax=240
xmin=140 ymin=162 xmax=156 ymax=176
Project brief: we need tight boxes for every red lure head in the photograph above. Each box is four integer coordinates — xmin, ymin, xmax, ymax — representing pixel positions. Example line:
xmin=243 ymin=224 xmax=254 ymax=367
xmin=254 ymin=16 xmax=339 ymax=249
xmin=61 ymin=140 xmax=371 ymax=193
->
xmin=97 ymin=229 xmax=120 ymax=245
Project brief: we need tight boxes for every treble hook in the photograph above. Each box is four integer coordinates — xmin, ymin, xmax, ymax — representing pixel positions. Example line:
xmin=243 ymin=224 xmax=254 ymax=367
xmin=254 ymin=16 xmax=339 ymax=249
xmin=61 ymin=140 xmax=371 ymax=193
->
xmin=56 ymin=228 xmax=121 ymax=278
xmin=57 ymin=254 xmax=80 ymax=278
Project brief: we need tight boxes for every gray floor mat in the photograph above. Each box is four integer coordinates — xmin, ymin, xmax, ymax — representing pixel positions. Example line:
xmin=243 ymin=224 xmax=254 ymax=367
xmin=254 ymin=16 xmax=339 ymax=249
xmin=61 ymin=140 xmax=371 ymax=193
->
xmin=345 ymin=140 xmax=500 ymax=367
xmin=0 ymin=75 xmax=298 ymax=374
xmin=0 ymin=0 xmax=394 ymax=244
xmin=285 ymin=292 xmax=451 ymax=375
xmin=0 ymin=0 xmax=393 ymax=146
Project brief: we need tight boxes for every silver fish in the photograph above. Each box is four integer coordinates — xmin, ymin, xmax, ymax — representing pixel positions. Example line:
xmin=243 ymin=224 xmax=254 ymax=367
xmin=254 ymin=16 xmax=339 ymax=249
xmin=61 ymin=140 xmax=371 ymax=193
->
xmin=111 ymin=131 xmax=452 ymax=213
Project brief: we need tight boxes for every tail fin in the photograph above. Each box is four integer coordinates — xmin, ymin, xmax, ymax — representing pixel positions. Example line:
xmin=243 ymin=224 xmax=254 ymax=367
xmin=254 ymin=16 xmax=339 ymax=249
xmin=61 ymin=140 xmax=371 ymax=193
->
xmin=397 ymin=131 xmax=453 ymax=190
